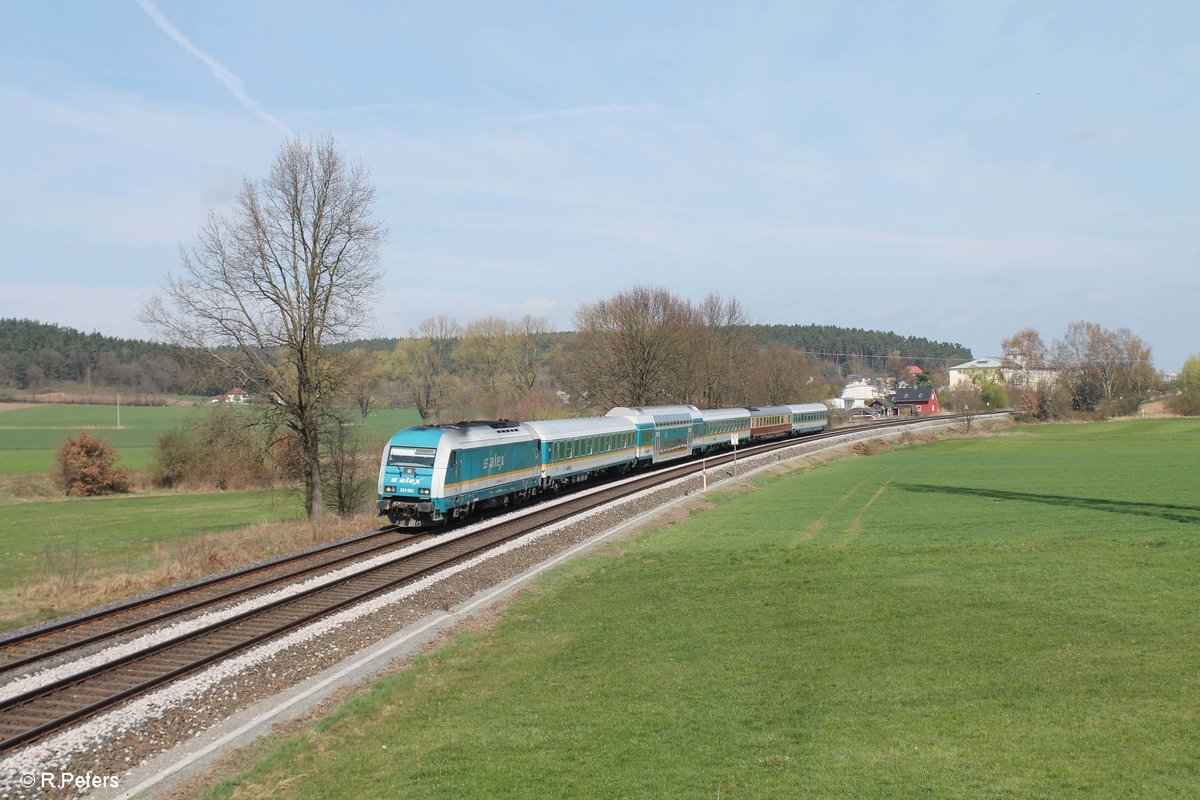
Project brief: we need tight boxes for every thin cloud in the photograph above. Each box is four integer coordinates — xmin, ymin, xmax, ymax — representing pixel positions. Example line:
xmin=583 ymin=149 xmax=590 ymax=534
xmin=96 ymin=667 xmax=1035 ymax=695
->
xmin=133 ymin=0 xmax=290 ymax=134
xmin=511 ymin=103 xmax=671 ymax=123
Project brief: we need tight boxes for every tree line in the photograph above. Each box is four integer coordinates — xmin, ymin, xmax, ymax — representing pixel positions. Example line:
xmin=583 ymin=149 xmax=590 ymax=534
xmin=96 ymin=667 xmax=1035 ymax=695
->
xmin=999 ymin=322 xmax=1160 ymax=418
xmin=743 ymin=324 xmax=971 ymax=372
xmin=0 ymin=318 xmax=190 ymax=394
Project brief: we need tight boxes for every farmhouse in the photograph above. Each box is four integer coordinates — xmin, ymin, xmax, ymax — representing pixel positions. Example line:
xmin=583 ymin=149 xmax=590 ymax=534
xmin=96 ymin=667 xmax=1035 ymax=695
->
xmin=211 ymin=387 xmax=250 ymax=405
xmin=950 ymin=356 xmax=1059 ymax=389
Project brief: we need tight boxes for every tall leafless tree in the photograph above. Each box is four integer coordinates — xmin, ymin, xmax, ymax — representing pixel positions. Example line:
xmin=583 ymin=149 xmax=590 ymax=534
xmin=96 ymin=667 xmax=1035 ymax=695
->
xmin=1001 ymin=328 xmax=1049 ymax=368
xmin=697 ymin=293 xmax=753 ymax=407
xmin=508 ymin=314 xmax=551 ymax=394
xmin=141 ymin=136 xmax=384 ymax=522
xmin=458 ymin=316 xmax=511 ymax=415
xmin=565 ymin=286 xmax=699 ymax=408
xmin=394 ymin=315 xmax=460 ymax=421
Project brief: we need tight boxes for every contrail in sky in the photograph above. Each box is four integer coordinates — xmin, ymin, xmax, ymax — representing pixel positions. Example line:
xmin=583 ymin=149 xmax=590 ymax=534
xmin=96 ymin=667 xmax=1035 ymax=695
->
xmin=133 ymin=0 xmax=291 ymax=134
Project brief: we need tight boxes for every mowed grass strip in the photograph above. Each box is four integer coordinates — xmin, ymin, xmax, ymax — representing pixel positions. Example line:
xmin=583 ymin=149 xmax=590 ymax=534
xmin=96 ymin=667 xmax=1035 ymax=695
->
xmin=202 ymin=420 xmax=1199 ymax=799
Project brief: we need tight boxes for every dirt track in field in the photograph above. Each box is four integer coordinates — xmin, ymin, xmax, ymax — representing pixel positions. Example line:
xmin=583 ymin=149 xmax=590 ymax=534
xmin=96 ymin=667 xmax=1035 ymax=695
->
xmin=0 ymin=403 xmax=41 ymax=413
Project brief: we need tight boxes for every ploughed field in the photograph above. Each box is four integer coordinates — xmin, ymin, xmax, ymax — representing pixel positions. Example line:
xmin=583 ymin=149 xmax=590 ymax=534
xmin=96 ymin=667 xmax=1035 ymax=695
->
xmin=199 ymin=419 xmax=1198 ymax=799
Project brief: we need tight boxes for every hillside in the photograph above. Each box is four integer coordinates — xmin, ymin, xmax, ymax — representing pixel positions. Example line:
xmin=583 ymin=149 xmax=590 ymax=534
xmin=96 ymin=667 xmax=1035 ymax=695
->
xmin=0 ymin=318 xmax=190 ymax=393
xmin=745 ymin=323 xmax=971 ymax=369
xmin=0 ymin=318 xmax=972 ymax=395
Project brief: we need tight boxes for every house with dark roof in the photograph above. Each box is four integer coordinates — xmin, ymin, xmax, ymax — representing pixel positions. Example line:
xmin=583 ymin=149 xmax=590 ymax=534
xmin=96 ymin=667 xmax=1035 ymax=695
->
xmin=868 ymin=397 xmax=895 ymax=417
xmin=889 ymin=387 xmax=939 ymax=415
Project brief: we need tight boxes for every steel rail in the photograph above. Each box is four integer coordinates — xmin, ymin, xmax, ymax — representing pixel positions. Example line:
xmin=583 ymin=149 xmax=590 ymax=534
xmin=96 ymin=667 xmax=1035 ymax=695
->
xmin=0 ymin=526 xmax=407 ymax=652
xmin=0 ymin=531 xmax=427 ymax=677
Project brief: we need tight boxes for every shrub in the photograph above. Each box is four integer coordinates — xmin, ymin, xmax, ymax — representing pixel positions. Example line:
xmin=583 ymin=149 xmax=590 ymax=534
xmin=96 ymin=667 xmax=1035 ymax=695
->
xmin=980 ymin=381 xmax=1009 ymax=409
xmin=322 ymin=417 xmax=373 ymax=516
xmin=55 ymin=431 xmax=130 ymax=496
xmin=150 ymin=406 xmax=271 ymax=490
xmin=152 ymin=426 xmax=204 ymax=488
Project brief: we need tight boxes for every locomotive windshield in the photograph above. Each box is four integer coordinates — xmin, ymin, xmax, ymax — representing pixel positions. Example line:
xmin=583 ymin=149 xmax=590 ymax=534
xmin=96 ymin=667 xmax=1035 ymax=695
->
xmin=387 ymin=446 xmax=437 ymax=468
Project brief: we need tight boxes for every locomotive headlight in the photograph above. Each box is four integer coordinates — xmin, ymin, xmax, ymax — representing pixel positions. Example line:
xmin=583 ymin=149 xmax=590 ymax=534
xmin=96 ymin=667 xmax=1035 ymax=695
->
xmin=384 ymin=486 xmax=395 ymax=493
xmin=419 ymin=488 xmax=430 ymax=495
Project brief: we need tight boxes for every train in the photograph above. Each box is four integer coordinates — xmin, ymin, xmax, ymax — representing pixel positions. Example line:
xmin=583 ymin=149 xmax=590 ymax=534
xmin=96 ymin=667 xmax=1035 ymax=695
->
xmin=376 ymin=402 xmax=829 ymax=527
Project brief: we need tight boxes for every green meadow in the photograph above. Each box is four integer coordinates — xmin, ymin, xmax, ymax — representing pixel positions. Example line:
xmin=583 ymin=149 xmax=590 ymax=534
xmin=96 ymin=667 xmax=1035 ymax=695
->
xmin=0 ymin=403 xmax=421 ymax=476
xmin=0 ymin=490 xmax=304 ymax=590
xmin=203 ymin=419 xmax=1199 ymax=799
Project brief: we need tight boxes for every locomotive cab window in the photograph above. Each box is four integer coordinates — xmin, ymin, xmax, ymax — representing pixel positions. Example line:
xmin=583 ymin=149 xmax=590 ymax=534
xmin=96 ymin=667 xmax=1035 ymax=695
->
xmin=388 ymin=446 xmax=437 ymax=468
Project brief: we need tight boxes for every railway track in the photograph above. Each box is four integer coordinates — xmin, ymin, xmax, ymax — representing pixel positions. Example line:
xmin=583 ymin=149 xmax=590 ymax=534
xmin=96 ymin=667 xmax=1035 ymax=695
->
xmin=0 ymin=412 xmax=998 ymax=754
xmin=0 ymin=527 xmax=428 ymax=677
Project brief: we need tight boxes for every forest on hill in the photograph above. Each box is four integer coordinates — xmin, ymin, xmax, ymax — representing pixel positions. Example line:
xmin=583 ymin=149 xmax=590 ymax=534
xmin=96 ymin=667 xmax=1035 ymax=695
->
xmin=0 ymin=316 xmax=972 ymax=398
xmin=0 ymin=318 xmax=191 ymax=395
xmin=743 ymin=324 xmax=971 ymax=370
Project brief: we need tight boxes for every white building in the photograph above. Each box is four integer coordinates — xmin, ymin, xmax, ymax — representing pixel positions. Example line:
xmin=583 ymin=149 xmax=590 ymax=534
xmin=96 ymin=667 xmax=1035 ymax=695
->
xmin=948 ymin=358 xmax=1004 ymax=388
xmin=949 ymin=357 xmax=1058 ymax=389
xmin=827 ymin=380 xmax=883 ymax=410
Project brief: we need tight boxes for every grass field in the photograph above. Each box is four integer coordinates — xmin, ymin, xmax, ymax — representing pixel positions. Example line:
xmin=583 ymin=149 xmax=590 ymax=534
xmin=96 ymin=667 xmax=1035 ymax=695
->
xmin=0 ymin=403 xmax=422 ymax=476
xmin=201 ymin=419 xmax=1199 ymax=799
xmin=0 ymin=490 xmax=305 ymax=588
xmin=0 ymin=488 xmax=313 ymax=632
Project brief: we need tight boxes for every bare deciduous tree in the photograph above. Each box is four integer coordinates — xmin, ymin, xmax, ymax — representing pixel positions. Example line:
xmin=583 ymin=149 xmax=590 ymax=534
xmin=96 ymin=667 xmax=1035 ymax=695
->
xmin=508 ymin=314 xmax=551 ymax=394
xmin=1001 ymin=328 xmax=1048 ymax=368
xmin=394 ymin=315 xmax=460 ymax=421
xmin=458 ymin=316 xmax=512 ymax=416
xmin=697 ymin=293 xmax=752 ymax=407
xmin=1052 ymin=321 xmax=1156 ymax=412
xmin=141 ymin=136 xmax=384 ymax=522
xmin=565 ymin=286 xmax=699 ymax=408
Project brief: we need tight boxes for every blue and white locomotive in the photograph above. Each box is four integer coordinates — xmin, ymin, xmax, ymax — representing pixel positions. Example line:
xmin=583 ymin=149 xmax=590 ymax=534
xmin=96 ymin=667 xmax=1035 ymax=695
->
xmin=377 ymin=401 xmax=828 ymax=527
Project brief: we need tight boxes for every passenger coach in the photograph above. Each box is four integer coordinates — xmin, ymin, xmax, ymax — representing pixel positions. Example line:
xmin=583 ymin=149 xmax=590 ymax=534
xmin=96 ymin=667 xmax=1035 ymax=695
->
xmin=523 ymin=416 xmax=638 ymax=488
xmin=605 ymin=405 xmax=703 ymax=464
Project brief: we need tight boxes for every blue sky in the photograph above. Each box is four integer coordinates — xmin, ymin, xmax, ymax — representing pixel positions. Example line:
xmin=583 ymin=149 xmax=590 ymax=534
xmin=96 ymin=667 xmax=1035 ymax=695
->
xmin=0 ymin=1 xmax=1195 ymax=368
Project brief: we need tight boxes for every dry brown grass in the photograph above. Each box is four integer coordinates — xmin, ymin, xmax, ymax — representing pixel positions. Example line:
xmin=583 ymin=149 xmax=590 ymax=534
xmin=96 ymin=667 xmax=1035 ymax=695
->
xmin=1 ymin=512 xmax=382 ymax=633
xmin=0 ymin=472 xmax=60 ymax=499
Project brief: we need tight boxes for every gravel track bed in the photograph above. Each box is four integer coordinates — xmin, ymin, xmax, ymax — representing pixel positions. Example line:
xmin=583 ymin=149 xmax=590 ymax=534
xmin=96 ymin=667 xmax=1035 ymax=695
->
xmin=0 ymin=417 xmax=974 ymax=799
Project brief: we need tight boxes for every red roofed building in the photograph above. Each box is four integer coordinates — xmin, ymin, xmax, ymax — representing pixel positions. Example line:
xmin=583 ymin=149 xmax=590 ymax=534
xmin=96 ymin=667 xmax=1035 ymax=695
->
xmin=211 ymin=387 xmax=250 ymax=405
